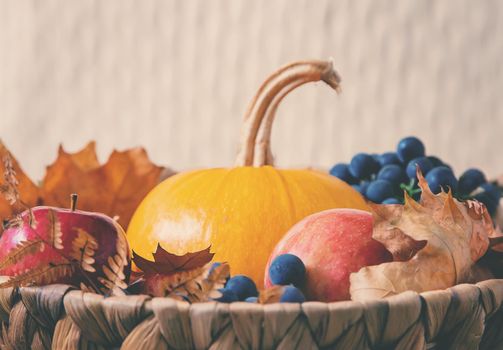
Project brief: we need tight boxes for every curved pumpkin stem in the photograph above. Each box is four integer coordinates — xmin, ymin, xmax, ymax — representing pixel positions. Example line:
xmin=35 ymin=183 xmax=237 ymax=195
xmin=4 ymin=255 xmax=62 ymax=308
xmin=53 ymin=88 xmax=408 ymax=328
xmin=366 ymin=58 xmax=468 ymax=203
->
xmin=235 ymin=59 xmax=341 ymax=167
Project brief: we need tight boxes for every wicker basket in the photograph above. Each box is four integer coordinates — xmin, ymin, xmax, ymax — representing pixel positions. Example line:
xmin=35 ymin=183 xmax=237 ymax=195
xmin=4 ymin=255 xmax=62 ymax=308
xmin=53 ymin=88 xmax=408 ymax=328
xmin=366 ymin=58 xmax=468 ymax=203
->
xmin=0 ymin=279 xmax=502 ymax=350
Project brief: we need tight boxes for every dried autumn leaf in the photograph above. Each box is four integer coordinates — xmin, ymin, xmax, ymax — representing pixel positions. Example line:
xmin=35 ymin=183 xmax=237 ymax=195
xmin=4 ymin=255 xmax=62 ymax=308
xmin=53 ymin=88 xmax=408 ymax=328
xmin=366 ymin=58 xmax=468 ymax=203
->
xmin=0 ymin=239 xmax=45 ymax=270
xmin=133 ymin=245 xmax=223 ymax=301
xmin=98 ymin=233 xmax=129 ymax=292
xmin=133 ymin=245 xmax=214 ymax=276
xmin=70 ymin=228 xmax=98 ymax=273
xmin=0 ymin=263 xmax=74 ymax=288
xmin=0 ymin=141 xmax=40 ymax=225
xmin=258 ymin=285 xmax=285 ymax=304
xmin=168 ymin=262 xmax=230 ymax=303
xmin=350 ymin=168 xmax=499 ymax=301
xmin=47 ymin=209 xmax=64 ymax=250
xmin=41 ymin=142 xmax=166 ymax=229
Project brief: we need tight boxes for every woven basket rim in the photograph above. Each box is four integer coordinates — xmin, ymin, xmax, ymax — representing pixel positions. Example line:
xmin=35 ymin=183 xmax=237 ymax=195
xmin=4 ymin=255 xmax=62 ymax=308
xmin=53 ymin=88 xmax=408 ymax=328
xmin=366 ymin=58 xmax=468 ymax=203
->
xmin=1 ymin=279 xmax=503 ymax=349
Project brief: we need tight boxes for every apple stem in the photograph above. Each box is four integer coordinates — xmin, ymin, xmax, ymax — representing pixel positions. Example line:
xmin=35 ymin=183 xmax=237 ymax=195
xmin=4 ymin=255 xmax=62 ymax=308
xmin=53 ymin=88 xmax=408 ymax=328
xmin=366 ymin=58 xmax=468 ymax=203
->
xmin=70 ymin=194 xmax=78 ymax=211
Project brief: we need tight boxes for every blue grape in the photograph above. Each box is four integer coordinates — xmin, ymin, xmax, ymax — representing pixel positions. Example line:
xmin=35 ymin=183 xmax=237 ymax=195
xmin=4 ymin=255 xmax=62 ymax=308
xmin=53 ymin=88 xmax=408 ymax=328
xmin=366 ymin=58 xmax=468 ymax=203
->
xmin=474 ymin=191 xmax=499 ymax=216
xmin=359 ymin=181 xmax=371 ymax=196
xmin=366 ymin=180 xmax=395 ymax=203
xmin=268 ymin=254 xmax=306 ymax=287
xmin=480 ymin=183 xmax=501 ymax=201
xmin=458 ymin=169 xmax=487 ymax=195
xmin=406 ymin=157 xmax=433 ymax=179
xmin=245 ymin=296 xmax=258 ymax=303
xmin=349 ymin=153 xmax=380 ymax=180
xmin=382 ymin=198 xmax=401 ymax=204
xmin=225 ymin=275 xmax=258 ymax=300
xmin=378 ymin=152 xmax=402 ymax=167
xmin=397 ymin=136 xmax=425 ymax=163
xmin=279 ymin=286 xmax=306 ymax=303
xmin=329 ymin=163 xmax=358 ymax=185
xmin=427 ymin=156 xmax=444 ymax=168
xmin=371 ymin=154 xmax=381 ymax=163
xmin=377 ymin=165 xmax=407 ymax=185
xmin=212 ymin=289 xmax=238 ymax=303
xmin=425 ymin=167 xmax=458 ymax=194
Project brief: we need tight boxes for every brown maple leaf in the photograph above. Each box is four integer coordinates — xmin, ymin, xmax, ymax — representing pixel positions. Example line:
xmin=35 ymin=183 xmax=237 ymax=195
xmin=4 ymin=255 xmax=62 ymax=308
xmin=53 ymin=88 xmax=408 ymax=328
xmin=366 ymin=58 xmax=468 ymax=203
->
xmin=132 ymin=245 xmax=223 ymax=300
xmin=41 ymin=142 xmax=168 ymax=229
xmin=133 ymin=245 xmax=214 ymax=276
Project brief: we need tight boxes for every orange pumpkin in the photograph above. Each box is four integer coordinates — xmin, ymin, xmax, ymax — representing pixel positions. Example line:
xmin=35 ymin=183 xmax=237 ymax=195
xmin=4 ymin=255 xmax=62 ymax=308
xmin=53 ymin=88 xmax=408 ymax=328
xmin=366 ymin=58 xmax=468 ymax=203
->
xmin=127 ymin=60 xmax=368 ymax=285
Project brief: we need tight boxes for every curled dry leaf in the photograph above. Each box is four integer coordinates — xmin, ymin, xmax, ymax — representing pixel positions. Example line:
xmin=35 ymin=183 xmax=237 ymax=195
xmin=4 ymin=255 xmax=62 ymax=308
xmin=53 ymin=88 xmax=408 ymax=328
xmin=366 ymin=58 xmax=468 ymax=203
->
xmin=350 ymin=168 xmax=500 ymax=301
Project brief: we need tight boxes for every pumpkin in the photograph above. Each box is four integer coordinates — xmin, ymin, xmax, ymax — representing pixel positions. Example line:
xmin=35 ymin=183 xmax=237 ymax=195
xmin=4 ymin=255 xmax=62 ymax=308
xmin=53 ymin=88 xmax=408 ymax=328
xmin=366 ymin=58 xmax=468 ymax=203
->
xmin=127 ymin=60 xmax=368 ymax=285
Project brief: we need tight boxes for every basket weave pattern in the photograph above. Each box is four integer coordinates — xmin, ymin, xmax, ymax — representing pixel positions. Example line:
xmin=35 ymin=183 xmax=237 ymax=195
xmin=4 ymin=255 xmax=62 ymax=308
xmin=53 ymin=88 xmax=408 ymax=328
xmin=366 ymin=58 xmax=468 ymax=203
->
xmin=0 ymin=279 xmax=502 ymax=349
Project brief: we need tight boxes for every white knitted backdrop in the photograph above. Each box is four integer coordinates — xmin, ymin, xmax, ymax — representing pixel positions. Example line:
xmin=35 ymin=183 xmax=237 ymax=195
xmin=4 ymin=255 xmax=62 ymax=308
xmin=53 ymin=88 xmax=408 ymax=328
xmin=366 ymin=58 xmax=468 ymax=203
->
xmin=0 ymin=0 xmax=502 ymax=179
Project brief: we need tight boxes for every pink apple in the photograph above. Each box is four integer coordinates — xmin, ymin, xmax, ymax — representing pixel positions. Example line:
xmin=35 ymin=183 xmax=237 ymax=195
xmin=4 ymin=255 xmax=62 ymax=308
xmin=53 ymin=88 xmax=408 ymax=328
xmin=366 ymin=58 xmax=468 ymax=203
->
xmin=264 ymin=208 xmax=391 ymax=302
xmin=0 ymin=203 xmax=130 ymax=290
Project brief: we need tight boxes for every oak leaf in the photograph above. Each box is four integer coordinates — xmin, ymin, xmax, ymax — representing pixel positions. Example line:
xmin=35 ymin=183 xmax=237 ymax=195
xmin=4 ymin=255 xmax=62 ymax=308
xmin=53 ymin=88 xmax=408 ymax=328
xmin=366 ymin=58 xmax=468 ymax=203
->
xmin=350 ymin=168 xmax=500 ymax=301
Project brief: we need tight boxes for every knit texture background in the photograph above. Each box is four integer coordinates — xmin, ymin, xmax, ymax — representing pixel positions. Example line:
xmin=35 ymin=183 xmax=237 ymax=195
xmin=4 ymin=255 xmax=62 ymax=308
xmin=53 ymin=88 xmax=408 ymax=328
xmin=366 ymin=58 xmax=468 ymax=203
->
xmin=1 ymin=0 xmax=502 ymax=179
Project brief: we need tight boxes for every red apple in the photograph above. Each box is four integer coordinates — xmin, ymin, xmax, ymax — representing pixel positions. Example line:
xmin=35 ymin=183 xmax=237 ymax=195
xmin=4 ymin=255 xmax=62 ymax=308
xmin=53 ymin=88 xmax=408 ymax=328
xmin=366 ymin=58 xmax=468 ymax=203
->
xmin=0 ymin=201 xmax=130 ymax=291
xmin=264 ymin=208 xmax=391 ymax=302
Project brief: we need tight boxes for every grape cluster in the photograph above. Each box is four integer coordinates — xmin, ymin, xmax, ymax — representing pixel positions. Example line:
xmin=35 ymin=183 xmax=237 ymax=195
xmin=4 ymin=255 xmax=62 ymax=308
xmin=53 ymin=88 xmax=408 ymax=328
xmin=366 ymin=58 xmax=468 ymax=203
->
xmin=329 ymin=136 xmax=502 ymax=216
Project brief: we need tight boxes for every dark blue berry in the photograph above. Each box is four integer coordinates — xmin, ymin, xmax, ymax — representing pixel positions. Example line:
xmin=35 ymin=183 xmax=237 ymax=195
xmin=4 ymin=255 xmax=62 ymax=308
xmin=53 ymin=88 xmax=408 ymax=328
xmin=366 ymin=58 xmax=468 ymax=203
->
xmin=359 ymin=181 xmax=371 ymax=196
xmin=212 ymin=288 xmax=238 ymax=303
xmin=225 ymin=275 xmax=258 ymax=300
xmin=329 ymin=163 xmax=358 ymax=185
xmin=280 ymin=286 xmax=306 ymax=303
xmin=378 ymin=152 xmax=402 ymax=167
xmin=377 ymin=165 xmax=407 ymax=185
xmin=425 ymin=166 xmax=458 ymax=194
xmin=474 ymin=191 xmax=499 ymax=217
xmin=480 ymin=183 xmax=501 ymax=201
xmin=382 ymin=197 xmax=401 ymax=204
xmin=458 ymin=169 xmax=487 ymax=195
xmin=406 ymin=157 xmax=433 ymax=179
xmin=397 ymin=137 xmax=425 ymax=163
xmin=245 ymin=296 xmax=258 ymax=303
xmin=427 ymin=156 xmax=444 ymax=168
xmin=349 ymin=153 xmax=380 ymax=180
xmin=268 ymin=254 xmax=306 ymax=287
xmin=366 ymin=180 xmax=395 ymax=203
